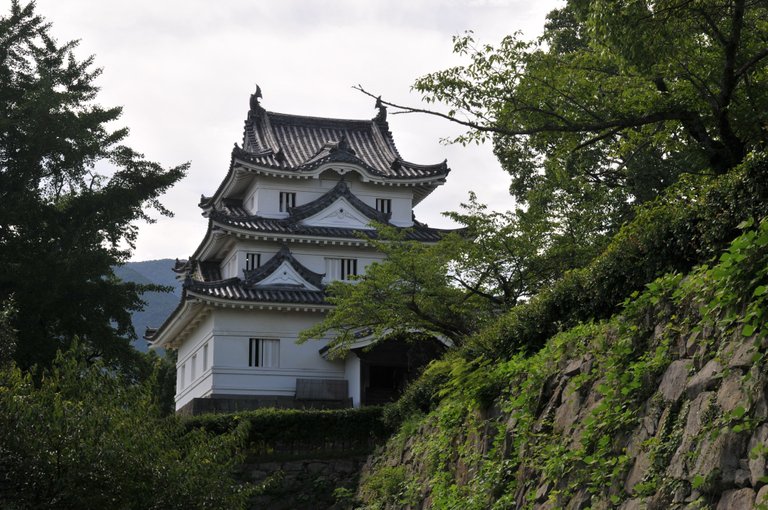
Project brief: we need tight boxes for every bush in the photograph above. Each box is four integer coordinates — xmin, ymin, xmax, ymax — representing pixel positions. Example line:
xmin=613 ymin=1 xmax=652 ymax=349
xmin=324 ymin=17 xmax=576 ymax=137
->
xmin=381 ymin=357 xmax=455 ymax=427
xmin=184 ymin=406 xmax=393 ymax=456
xmin=466 ymin=152 xmax=768 ymax=359
xmin=0 ymin=348 xmax=250 ymax=509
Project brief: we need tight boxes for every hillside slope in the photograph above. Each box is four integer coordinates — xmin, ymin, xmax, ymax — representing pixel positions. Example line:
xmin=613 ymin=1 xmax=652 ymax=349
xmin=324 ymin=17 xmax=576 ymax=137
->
xmin=151 ymin=156 xmax=768 ymax=509
xmin=115 ymin=259 xmax=180 ymax=352
xmin=356 ymin=212 xmax=768 ymax=507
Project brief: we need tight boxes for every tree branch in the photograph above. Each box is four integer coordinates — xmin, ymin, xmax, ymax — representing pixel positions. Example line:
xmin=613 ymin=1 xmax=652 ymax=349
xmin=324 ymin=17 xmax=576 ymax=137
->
xmin=356 ymin=84 xmax=697 ymax=138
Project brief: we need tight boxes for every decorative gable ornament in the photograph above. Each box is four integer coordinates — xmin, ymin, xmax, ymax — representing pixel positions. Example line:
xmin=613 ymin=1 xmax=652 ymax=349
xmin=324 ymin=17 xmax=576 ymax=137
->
xmin=300 ymin=196 xmax=372 ymax=229
xmin=243 ymin=244 xmax=325 ymax=290
xmin=254 ymin=260 xmax=321 ymax=290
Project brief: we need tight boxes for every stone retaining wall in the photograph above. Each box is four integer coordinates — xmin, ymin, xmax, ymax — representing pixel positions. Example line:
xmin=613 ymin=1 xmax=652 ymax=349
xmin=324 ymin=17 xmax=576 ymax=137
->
xmin=243 ymin=455 xmax=366 ymax=510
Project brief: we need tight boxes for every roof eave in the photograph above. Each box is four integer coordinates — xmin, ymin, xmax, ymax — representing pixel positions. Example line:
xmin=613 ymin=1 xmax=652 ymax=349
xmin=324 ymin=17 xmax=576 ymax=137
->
xmin=186 ymin=291 xmax=334 ymax=312
xmin=210 ymin=221 xmax=375 ymax=246
xmin=148 ymin=298 xmax=208 ymax=350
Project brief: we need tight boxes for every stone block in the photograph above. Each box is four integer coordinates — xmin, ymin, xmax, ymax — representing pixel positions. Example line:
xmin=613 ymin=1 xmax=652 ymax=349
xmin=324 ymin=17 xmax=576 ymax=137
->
xmin=282 ymin=461 xmax=305 ymax=472
xmin=565 ymin=488 xmax=590 ymax=510
xmin=757 ymin=485 xmax=768 ymax=505
xmin=535 ymin=481 xmax=552 ymax=502
xmin=619 ymin=499 xmax=645 ymax=510
xmin=659 ymin=359 xmax=692 ymax=402
xmin=307 ymin=462 xmax=328 ymax=473
xmin=715 ymin=488 xmax=755 ymax=509
xmin=716 ymin=371 xmax=746 ymax=414
xmin=667 ymin=392 xmax=714 ymax=478
xmin=692 ymin=430 xmax=748 ymax=485
xmin=728 ymin=340 xmax=758 ymax=369
xmin=333 ymin=459 xmax=356 ymax=474
xmin=749 ymin=424 xmax=768 ymax=487
xmin=685 ymin=359 xmax=722 ymax=398
xmin=625 ymin=451 xmax=651 ymax=494
xmin=553 ymin=381 xmax=582 ymax=434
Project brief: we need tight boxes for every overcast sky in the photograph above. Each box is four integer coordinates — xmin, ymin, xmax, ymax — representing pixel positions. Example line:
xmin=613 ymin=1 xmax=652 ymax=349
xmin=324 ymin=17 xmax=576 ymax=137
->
xmin=31 ymin=0 xmax=562 ymax=261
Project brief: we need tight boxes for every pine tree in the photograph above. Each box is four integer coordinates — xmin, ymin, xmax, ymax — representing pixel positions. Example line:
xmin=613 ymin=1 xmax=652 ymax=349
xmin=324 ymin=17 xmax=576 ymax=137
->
xmin=0 ymin=1 xmax=186 ymax=371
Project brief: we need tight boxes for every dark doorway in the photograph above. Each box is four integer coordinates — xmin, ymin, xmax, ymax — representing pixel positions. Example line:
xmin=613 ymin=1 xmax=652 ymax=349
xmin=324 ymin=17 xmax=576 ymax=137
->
xmin=355 ymin=336 xmax=445 ymax=406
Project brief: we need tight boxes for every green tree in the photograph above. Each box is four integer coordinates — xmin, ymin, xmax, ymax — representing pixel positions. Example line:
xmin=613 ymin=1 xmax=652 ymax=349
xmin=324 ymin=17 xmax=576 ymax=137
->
xmin=0 ymin=347 xmax=251 ymax=509
xmin=0 ymin=2 xmax=186 ymax=371
xmin=0 ymin=301 xmax=16 ymax=367
xmin=300 ymin=226 xmax=480 ymax=351
xmin=299 ymin=201 xmax=557 ymax=351
xmin=360 ymin=0 xmax=768 ymax=251
xmin=443 ymin=192 xmax=599 ymax=307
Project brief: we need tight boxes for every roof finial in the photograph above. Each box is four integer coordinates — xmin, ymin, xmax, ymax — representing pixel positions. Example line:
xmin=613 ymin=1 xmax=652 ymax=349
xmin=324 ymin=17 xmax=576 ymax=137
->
xmin=336 ymin=135 xmax=353 ymax=154
xmin=374 ymin=95 xmax=387 ymax=123
xmin=250 ymin=84 xmax=263 ymax=110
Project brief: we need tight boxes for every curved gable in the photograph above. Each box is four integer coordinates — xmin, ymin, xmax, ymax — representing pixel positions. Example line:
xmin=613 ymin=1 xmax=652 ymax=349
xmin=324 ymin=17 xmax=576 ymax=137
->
xmin=290 ymin=179 xmax=389 ymax=229
xmin=244 ymin=245 xmax=324 ymax=289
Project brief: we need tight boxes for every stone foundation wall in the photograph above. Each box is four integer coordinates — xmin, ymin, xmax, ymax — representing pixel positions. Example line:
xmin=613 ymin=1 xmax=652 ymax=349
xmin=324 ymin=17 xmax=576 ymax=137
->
xmin=177 ymin=395 xmax=352 ymax=415
xmin=243 ymin=455 xmax=366 ymax=510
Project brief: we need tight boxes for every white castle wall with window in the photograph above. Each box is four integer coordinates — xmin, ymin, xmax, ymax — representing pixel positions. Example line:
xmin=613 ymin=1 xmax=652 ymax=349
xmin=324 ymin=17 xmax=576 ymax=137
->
xmin=147 ymin=88 xmax=453 ymax=413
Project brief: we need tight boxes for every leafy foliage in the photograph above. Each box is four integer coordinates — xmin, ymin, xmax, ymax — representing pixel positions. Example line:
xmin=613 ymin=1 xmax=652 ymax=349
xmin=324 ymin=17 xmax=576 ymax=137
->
xmin=184 ymin=406 xmax=392 ymax=456
xmin=299 ymin=197 xmax=581 ymax=352
xmin=0 ymin=301 xmax=16 ymax=367
xmin=0 ymin=348 xmax=251 ymax=509
xmin=0 ymin=1 xmax=186 ymax=372
xmin=465 ymin=152 xmax=768 ymax=359
xmin=360 ymin=216 xmax=768 ymax=509
xmin=363 ymin=0 xmax=768 ymax=256
xmin=298 ymin=225 xmax=488 ymax=350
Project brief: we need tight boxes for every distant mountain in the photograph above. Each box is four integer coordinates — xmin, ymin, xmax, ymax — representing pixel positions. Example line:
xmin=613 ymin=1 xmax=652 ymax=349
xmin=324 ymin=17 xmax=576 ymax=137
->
xmin=115 ymin=259 xmax=181 ymax=353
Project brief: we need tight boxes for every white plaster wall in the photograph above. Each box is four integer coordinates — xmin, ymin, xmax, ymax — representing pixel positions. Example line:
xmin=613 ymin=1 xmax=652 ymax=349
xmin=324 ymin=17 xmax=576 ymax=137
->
xmin=345 ymin=354 xmax=362 ymax=407
xmin=176 ymin=314 xmax=215 ymax=409
xmin=221 ymin=249 xmax=242 ymax=279
xmin=242 ymin=173 xmax=414 ymax=226
xmin=207 ymin=309 xmax=344 ymax=398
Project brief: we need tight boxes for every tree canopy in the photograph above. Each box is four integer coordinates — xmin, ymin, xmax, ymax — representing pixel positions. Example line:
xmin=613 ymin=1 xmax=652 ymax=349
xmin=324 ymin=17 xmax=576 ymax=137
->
xmin=0 ymin=1 xmax=186 ymax=371
xmin=330 ymin=0 xmax=768 ymax=356
xmin=0 ymin=347 xmax=251 ymax=509
xmin=298 ymin=201 xmax=564 ymax=351
xmin=361 ymin=0 xmax=768 ymax=240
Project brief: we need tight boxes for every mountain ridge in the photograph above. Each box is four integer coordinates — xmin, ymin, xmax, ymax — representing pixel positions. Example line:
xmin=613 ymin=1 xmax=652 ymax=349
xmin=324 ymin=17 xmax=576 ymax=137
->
xmin=115 ymin=259 xmax=181 ymax=352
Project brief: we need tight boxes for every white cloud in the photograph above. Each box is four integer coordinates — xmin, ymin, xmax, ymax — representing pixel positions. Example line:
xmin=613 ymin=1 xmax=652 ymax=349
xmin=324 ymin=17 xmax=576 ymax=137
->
xmin=31 ymin=0 xmax=562 ymax=260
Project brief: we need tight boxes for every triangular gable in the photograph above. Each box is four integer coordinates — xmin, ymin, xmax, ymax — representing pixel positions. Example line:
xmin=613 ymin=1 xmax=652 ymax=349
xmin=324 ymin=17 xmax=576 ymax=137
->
xmin=254 ymin=259 xmax=321 ymax=290
xmin=299 ymin=196 xmax=373 ymax=229
xmin=288 ymin=180 xmax=389 ymax=229
xmin=243 ymin=245 xmax=324 ymax=290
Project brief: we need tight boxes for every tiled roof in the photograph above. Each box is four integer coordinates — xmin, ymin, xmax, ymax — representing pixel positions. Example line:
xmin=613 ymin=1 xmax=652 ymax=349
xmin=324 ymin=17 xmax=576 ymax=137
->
xmin=210 ymin=208 xmax=448 ymax=242
xmin=207 ymin=178 xmax=451 ymax=242
xmin=185 ymin=277 xmax=327 ymax=305
xmin=237 ymin=95 xmax=449 ymax=180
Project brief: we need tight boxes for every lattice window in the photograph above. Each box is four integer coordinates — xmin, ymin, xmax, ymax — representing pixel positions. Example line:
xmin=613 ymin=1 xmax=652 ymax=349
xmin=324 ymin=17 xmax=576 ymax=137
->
xmin=375 ymin=198 xmax=392 ymax=215
xmin=325 ymin=258 xmax=358 ymax=281
xmin=279 ymin=192 xmax=296 ymax=212
xmin=245 ymin=252 xmax=261 ymax=271
xmin=248 ymin=338 xmax=280 ymax=368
